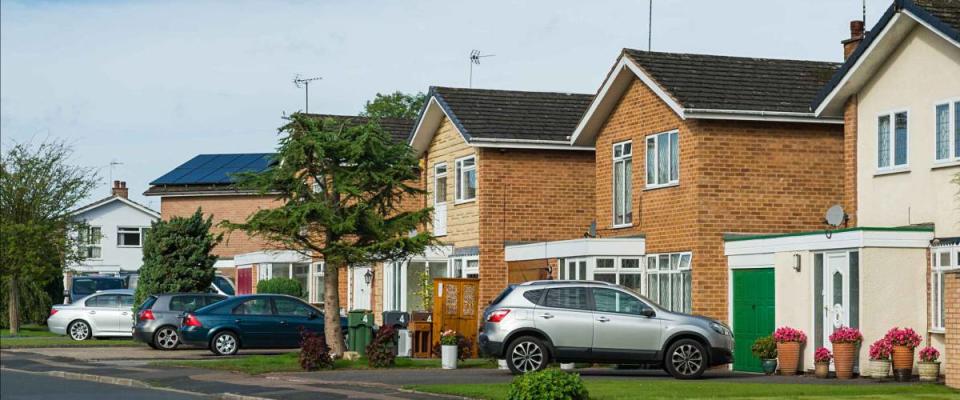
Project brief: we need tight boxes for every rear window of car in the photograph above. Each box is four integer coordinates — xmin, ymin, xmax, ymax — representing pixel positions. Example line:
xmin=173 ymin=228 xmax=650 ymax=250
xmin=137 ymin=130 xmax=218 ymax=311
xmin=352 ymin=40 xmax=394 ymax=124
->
xmin=72 ymin=278 xmax=125 ymax=296
xmin=522 ymin=289 xmax=545 ymax=305
xmin=139 ymin=296 xmax=158 ymax=311
xmin=489 ymin=285 xmax=515 ymax=306
xmin=543 ymin=287 xmax=589 ymax=310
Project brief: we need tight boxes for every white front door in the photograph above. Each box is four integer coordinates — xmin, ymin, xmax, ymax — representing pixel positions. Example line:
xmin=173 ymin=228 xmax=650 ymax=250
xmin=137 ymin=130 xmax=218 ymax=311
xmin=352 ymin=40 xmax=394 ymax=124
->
xmin=823 ymin=252 xmax=850 ymax=354
xmin=351 ymin=266 xmax=372 ymax=310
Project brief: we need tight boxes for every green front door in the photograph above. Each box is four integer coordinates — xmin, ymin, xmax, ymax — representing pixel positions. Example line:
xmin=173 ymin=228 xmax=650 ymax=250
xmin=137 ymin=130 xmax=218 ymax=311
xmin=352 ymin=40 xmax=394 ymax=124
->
xmin=732 ymin=268 xmax=775 ymax=372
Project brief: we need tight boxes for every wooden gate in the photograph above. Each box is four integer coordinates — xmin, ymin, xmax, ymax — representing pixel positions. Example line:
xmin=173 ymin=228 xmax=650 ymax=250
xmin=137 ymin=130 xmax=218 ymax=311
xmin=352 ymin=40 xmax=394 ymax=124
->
xmin=432 ymin=278 xmax=480 ymax=357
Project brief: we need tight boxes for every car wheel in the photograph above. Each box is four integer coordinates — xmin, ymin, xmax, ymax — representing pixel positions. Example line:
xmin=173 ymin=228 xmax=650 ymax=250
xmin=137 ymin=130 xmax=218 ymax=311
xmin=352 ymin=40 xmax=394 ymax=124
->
xmin=153 ymin=326 xmax=180 ymax=350
xmin=210 ymin=331 xmax=239 ymax=356
xmin=665 ymin=339 xmax=707 ymax=379
xmin=506 ymin=336 xmax=549 ymax=374
xmin=68 ymin=320 xmax=92 ymax=341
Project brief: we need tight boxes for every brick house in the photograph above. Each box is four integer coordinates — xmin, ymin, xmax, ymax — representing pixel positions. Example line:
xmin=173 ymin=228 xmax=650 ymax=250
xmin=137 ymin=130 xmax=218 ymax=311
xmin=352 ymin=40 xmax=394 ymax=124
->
xmin=386 ymin=87 xmax=596 ymax=316
xmin=505 ymin=49 xmax=846 ymax=373
xmin=726 ymin=0 xmax=959 ymax=374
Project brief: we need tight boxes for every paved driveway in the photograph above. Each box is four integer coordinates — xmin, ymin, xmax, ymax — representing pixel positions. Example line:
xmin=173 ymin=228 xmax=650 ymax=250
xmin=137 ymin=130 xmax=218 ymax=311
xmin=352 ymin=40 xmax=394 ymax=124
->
xmin=6 ymin=346 xmax=292 ymax=361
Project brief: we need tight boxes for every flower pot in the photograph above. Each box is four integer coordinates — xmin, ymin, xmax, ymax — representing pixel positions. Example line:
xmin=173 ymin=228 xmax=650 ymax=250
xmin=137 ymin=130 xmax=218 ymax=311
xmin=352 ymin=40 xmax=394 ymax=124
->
xmin=892 ymin=345 xmax=914 ymax=379
xmin=918 ymin=362 xmax=940 ymax=382
xmin=441 ymin=345 xmax=458 ymax=369
xmin=761 ymin=359 xmax=778 ymax=376
xmin=868 ymin=359 xmax=891 ymax=379
xmin=814 ymin=362 xmax=830 ymax=378
xmin=832 ymin=342 xmax=857 ymax=379
xmin=776 ymin=342 xmax=801 ymax=376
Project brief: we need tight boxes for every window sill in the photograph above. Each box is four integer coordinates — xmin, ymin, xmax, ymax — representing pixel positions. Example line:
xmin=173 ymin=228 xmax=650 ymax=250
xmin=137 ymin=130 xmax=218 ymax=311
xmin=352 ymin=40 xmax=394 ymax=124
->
xmin=644 ymin=182 xmax=679 ymax=191
xmin=931 ymin=161 xmax=960 ymax=170
xmin=611 ymin=224 xmax=634 ymax=230
xmin=454 ymin=199 xmax=476 ymax=205
xmin=929 ymin=328 xmax=945 ymax=335
xmin=874 ymin=168 xmax=910 ymax=177
xmin=117 ymin=246 xmax=142 ymax=248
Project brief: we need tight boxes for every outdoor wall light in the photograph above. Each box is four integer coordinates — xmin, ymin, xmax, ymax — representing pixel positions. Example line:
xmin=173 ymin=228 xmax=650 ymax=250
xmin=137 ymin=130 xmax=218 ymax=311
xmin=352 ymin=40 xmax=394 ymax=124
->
xmin=793 ymin=254 xmax=802 ymax=272
xmin=364 ymin=269 xmax=373 ymax=285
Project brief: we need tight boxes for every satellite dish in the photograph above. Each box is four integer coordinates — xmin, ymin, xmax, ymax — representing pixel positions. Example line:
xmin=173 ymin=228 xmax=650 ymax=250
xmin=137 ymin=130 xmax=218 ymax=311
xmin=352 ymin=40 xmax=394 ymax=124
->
xmin=825 ymin=205 xmax=846 ymax=227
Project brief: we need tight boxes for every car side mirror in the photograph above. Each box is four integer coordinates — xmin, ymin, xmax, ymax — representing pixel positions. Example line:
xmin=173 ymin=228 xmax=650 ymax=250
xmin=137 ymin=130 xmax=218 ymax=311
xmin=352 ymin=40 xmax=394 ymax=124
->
xmin=640 ymin=309 xmax=656 ymax=318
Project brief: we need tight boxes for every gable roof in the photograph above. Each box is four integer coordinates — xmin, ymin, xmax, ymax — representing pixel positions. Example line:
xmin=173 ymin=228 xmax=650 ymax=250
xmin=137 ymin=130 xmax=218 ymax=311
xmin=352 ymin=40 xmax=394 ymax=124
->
xmin=301 ymin=114 xmax=416 ymax=144
xmin=813 ymin=0 xmax=960 ymax=116
xmin=72 ymin=195 xmax=160 ymax=219
xmin=408 ymin=87 xmax=595 ymax=156
xmin=572 ymin=50 xmax=842 ymax=145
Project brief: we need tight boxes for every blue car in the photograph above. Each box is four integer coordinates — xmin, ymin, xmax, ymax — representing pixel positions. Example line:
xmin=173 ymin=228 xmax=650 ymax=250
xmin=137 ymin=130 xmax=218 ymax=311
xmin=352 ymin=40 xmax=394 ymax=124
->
xmin=179 ymin=294 xmax=348 ymax=355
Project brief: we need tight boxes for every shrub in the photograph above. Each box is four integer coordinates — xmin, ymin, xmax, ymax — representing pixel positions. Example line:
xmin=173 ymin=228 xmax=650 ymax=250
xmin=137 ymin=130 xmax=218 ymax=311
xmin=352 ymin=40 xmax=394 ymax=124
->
xmin=773 ymin=326 xmax=807 ymax=344
xmin=919 ymin=346 xmax=940 ymax=363
xmin=256 ymin=277 xmax=303 ymax=298
xmin=134 ymin=209 xmax=221 ymax=306
xmin=432 ymin=331 xmax=473 ymax=361
xmin=366 ymin=326 xmax=397 ymax=368
xmin=507 ymin=368 xmax=588 ymax=400
xmin=869 ymin=338 xmax=893 ymax=360
xmin=884 ymin=327 xmax=922 ymax=349
xmin=829 ymin=326 xmax=863 ymax=344
xmin=814 ymin=347 xmax=833 ymax=363
xmin=299 ymin=328 xmax=334 ymax=371
xmin=751 ymin=335 xmax=777 ymax=359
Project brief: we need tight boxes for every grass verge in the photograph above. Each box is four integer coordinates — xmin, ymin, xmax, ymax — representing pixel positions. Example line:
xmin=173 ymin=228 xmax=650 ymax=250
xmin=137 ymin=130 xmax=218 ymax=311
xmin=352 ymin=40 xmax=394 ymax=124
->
xmin=1 ymin=325 xmax=143 ymax=349
xmin=153 ymin=352 xmax=496 ymax=374
xmin=1 ymin=325 xmax=59 ymax=338
xmin=405 ymin=380 xmax=959 ymax=400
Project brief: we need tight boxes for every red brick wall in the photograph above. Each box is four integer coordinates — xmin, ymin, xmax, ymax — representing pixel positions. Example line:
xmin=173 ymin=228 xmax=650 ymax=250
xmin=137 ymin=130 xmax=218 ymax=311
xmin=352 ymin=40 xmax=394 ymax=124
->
xmin=945 ymin=270 xmax=960 ymax=389
xmin=477 ymin=148 xmax=596 ymax=307
xmin=592 ymin=78 xmax=844 ymax=321
xmin=160 ymin=195 xmax=283 ymax=258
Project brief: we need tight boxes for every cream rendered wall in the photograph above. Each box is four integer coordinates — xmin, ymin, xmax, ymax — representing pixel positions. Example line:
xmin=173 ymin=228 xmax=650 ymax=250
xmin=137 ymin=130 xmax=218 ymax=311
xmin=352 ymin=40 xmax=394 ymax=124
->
xmin=425 ymin=117 xmax=479 ymax=248
xmin=857 ymin=26 xmax=960 ymax=237
xmin=773 ymin=251 xmax=815 ymax=370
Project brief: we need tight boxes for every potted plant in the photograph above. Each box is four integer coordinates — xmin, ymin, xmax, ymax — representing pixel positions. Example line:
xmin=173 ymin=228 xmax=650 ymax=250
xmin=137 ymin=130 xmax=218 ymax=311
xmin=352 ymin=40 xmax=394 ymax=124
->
xmin=751 ymin=335 xmax=778 ymax=375
xmin=439 ymin=330 xmax=459 ymax=369
xmin=917 ymin=346 xmax=940 ymax=382
xmin=867 ymin=338 xmax=893 ymax=379
xmin=814 ymin=347 xmax=832 ymax=378
xmin=884 ymin=327 xmax=922 ymax=381
xmin=829 ymin=326 xmax=863 ymax=379
xmin=773 ymin=326 xmax=806 ymax=376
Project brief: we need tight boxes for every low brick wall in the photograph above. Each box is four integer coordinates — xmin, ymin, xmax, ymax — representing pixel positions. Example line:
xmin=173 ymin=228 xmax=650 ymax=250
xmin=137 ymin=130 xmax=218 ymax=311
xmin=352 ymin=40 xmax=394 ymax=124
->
xmin=946 ymin=270 xmax=959 ymax=389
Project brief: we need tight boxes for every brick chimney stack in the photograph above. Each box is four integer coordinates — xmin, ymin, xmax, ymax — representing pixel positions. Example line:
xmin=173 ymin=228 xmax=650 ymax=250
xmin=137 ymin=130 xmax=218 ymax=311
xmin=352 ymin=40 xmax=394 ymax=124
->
xmin=112 ymin=180 xmax=129 ymax=198
xmin=842 ymin=20 xmax=865 ymax=60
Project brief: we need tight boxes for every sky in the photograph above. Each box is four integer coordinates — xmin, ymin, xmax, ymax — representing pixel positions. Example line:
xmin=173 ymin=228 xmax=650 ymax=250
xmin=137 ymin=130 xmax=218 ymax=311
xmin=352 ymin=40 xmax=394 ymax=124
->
xmin=1 ymin=0 xmax=892 ymax=209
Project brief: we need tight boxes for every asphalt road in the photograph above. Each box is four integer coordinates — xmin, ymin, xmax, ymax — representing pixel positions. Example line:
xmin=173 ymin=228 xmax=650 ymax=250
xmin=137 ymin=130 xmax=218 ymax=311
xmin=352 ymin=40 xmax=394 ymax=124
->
xmin=0 ymin=370 xmax=203 ymax=400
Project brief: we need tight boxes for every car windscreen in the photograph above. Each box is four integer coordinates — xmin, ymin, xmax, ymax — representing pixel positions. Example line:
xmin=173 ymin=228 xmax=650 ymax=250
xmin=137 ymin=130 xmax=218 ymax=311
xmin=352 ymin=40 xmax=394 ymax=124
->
xmin=213 ymin=276 xmax=235 ymax=296
xmin=72 ymin=278 xmax=124 ymax=296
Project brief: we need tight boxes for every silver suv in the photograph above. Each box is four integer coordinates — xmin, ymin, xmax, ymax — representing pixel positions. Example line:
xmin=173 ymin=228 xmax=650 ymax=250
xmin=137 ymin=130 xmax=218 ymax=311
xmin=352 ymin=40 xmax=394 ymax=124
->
xmin=479 ymin=281 xmax=734 ymax=379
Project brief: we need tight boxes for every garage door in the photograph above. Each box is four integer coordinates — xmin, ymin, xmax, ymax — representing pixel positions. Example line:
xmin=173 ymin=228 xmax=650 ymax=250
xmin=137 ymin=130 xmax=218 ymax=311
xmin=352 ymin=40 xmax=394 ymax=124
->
xmin=732 ymin=268 xmax=775 ymax=373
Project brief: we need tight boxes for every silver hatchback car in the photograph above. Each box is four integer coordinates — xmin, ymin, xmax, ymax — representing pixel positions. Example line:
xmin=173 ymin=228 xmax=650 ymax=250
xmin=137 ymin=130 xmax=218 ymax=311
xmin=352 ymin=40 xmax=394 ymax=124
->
xmin=479 ymin=281 xmax=734 ymax=379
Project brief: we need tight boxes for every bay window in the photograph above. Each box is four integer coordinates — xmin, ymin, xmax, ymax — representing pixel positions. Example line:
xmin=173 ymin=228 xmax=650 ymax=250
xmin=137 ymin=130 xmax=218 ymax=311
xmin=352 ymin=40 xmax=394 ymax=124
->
xmin=645 ymin=252 xmax=692 ymax=313
xmin=645 ymin=130 xmax=679 ymax=188
xmin=934 ymin=100 xmax=960 ymax=163
xmin=455 ymin=156 xmax=476 ymax=202
xmin=612 ymin=141 xmax=633 ymax=226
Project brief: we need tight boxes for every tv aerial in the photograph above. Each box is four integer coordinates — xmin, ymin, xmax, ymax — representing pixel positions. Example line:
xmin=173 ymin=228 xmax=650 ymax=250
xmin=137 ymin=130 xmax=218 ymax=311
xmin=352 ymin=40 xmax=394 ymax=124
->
xmin=823 ymin=204 xmax=849 ymax=239
xmin=469 ymin=50 xmax=495 ymax=88
xmin=293 ymin=74 xmax=322 ymax=113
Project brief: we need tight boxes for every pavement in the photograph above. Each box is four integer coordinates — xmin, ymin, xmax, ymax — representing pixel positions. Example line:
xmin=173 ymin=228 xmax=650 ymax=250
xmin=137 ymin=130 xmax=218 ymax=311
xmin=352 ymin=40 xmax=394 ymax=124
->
xmin=1 ymin=369 xmax=204 ymax=400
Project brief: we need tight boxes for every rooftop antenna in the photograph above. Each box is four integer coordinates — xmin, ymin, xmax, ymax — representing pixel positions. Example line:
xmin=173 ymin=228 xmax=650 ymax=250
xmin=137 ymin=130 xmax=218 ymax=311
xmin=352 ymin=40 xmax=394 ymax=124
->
xmin=469 ymin=50 xmax=495 ymax=88
xmin=648 ymin=0 xmax=653 ymax=51
xmin=823 ymin=204 xmax=849 ymax=239
xmin=108 ymin=159 xmax=123 ymax=188
xmin=863 ymin=0 xmax=867 ymax=26
xmin=293 ymin=74 xmax=322 ymax=113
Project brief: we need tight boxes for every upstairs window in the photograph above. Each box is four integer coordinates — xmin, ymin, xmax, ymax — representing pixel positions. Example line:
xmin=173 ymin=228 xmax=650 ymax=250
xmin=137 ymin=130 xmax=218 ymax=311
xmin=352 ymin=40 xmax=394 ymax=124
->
xmin=117 ymin=227 xmax=144 ymax=247
xmin=80 ymin=226 xmax=102 ymax=258
xmin=935 ymin=101 xmax=960 ymax=163
xmin=612 ymin=141 xmax=633 ymax=226
xmin=455 ymin=156 xmax=476 ymax=202
xmin=434 ymin=164 xmax=448 ymax=204
xmin=646 ymin=130 xmax=679 ymax=188
xmin=878 ymin=111 xmax=908 ymax=169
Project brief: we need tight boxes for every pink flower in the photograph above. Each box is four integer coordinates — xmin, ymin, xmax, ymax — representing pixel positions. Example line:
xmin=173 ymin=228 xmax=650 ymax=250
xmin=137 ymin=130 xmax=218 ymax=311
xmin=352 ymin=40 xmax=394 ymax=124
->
xmin=869 ymin=338 xmax=893 ymax=361
xmin=919 ymin=346 xmax=940 ymax=363
xmin=829 ymin=326 xmax=863 ymax=344
xmin=883 ymin=327 xmax=922 ymax=349
xmin=814 ymin=347 xmax=833 ymax=363
xmin=773 ymin=326 xmax=807 ymax=344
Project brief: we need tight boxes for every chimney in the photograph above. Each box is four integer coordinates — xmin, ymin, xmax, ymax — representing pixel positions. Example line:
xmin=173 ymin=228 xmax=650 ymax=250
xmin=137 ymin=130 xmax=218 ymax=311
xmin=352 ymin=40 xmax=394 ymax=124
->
xmin=112 ymin=180 xmax=129 ymax=199
xmin=842 ymin=20 xmax=865 ymax=60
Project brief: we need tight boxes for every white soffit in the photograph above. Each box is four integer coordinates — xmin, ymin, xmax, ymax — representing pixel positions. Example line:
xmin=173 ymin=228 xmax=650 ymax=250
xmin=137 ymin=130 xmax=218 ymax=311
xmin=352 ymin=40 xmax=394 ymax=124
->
xmin=724 ymin=228 xmax=934 ymax=256
xmin=235 ymin=250 xmax=312 ymax=266
xmin=505 ymin=238 xmax=646 ymax=262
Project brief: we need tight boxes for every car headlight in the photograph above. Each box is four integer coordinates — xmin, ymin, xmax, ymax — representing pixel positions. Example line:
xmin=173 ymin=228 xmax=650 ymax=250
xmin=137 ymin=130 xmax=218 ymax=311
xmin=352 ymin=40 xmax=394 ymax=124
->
xmin=710 ymin=322 xmax=731 ymax=336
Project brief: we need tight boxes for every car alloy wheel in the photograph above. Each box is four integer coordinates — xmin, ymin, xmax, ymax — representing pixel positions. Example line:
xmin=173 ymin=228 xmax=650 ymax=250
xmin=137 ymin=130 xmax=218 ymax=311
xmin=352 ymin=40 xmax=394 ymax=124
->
xmin=69 ymin=321 xmax=91 ymax=341
xmin=670 ymin=343 xmax=704 ymax=377
xmin=212 ymin=332 xmax=238 ymax=356
xmin=154 ymin=327 xmax=179 ymax=350
xmin=510 ymin=340 xmax=544 ymax=373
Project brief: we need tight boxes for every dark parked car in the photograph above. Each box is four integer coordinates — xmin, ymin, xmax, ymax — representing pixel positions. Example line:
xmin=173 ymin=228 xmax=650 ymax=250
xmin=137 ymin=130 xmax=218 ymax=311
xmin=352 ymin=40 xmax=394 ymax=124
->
xmin=65 ymin=275 xmax=126 ymax=304
xmin=179 ymin=294 xmax=348 ymax=356
xmin=133 ymin=293 xmax=228 ymax=350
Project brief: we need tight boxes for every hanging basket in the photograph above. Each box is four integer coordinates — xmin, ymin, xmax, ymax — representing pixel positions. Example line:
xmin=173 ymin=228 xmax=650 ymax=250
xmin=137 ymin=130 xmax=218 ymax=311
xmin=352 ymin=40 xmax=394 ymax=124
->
xmin=777 ymin=342 xmax=801 ymax=376
xmin=832 ymin=342 xmax=857 ymax=379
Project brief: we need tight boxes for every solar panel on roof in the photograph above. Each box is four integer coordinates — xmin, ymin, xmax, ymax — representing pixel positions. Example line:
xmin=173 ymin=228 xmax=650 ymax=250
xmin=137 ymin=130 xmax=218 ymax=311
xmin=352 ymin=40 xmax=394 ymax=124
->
xmin=149 ymin=153 xmax=275 ymax=186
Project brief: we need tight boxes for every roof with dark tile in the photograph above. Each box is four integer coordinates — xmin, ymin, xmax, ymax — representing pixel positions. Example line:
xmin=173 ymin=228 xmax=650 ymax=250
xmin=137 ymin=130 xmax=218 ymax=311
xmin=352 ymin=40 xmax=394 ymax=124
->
xmin=914 ymin=0 xmax=960 ymax=33
xmin=302 ymin=114 xmax=416 ymax=144
xmin=430 ymin=87 xmax=593 ymax=141
xmin=622 ymin=49 xmax=841 ymax=114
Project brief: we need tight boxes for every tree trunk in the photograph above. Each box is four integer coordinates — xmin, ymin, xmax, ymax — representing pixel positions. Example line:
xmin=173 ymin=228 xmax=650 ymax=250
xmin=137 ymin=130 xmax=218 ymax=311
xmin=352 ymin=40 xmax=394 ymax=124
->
xmin=8 ymin=276 xmax=20 ymax=336
xmin=323 ymin=262 xmax=346 ymax=357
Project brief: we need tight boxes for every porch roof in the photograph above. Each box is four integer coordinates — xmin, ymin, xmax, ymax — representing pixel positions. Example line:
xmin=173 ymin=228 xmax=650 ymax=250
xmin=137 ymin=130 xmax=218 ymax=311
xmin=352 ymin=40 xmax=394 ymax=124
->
xmin=505 ymin=237 xmax=646 ymax=262
xmin=724 ymin=226 xmax=934 ymax=256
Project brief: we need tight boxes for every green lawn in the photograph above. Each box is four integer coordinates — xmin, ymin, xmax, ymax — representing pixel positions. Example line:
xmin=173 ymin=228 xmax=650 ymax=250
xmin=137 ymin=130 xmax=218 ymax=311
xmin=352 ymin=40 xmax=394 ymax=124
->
xmin=0 ymin=325 xmax=143 ymax=349
xmin=153 ymin=352 xmax=497 ymax=375
xmin=406 ymin=380 xmax=959 ymax=400
xmin=0 ymin=325 xmax=59 ymax=337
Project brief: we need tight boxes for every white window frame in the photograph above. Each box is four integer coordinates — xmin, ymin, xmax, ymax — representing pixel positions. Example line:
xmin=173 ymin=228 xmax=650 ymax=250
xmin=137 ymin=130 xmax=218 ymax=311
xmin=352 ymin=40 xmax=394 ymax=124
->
xmin=612 ymin=141 xmax=633 ymax=228
xmin=448 ymin=255 xmax=479 ymax=278
xmin=116 ymin=226 xmax=147 ymax=248
xmin=83 ymin=226 xmax=103 ymax=259
xmin=644 ymin=252 xmax=692 ymax=313
xmin=310 ymin=262 xmax=325 ymax=304
xmin=877 ymin=109 xmax=909 ymax=172
xmin=931 ymin=244 xmax=959 ymax=332
xmin=558 ymin=255 xmax=691 ymax=312
xmin=434 ymin=163 xmax=448 ymax=204
xmin=454 ymin=155 xmax=477 ymax=204
xmin=645 ymin=129 xmax=680 ymax=189
xmin=933 ymin=99 xmax=960 ymax=165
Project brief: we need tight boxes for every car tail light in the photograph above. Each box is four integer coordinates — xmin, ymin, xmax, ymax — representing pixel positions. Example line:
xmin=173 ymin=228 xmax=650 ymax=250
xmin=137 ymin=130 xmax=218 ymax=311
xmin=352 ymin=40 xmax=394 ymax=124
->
xmin=487 ymin=309 xmax=511 ymax=323
xmin=49 ymin=309 xmax=58 ymax=317
xmin=138 ymin=309 xmax=155 ymax=321
xmin=183 ymin=313 xmax=202 ymax=327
